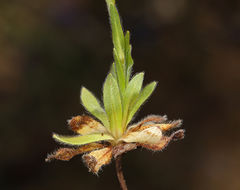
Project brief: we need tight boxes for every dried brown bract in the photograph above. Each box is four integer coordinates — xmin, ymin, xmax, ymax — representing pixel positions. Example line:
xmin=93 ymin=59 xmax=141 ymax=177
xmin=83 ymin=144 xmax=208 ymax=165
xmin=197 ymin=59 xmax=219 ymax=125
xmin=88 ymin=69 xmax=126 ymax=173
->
xmin=46 ymin=115 xmax=184 ymax=174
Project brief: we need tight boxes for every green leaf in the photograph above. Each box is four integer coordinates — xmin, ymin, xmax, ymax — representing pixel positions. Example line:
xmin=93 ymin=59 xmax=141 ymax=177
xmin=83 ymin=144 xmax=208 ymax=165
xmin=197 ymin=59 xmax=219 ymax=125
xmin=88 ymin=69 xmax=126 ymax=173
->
xmin=81 ymin=87 xmax=110 ymax=129
xmin=126 ymin=45 xmax=133 ymax=82
xmin=122 ymin=73 xmax=144 ymax=129
xmin=103 ymin=73 xmax=123 ymax=138
xmin=53 ymin=133 xmax=114 ymax=146
xmin=106 ymin=0 xmax=115 ymax=7
xmin=125 ymin=31 xmax=133 ymax=68
xmin=126 ymin=45 xmax=133 ymax=80
xmin=110 ymin=62 xmax=117 ymax=79
xmin=125 ymin=31 xmax=134 ymax=84
xmin=125 ymin=31 xmax=130 ymax=54
xmin=114 ymin=48 xmax=125 ymax=93
xmin=127 ymin=81 xmax=157 ymax=125
xmin=108 ymin=3 xmax=125 ymax=62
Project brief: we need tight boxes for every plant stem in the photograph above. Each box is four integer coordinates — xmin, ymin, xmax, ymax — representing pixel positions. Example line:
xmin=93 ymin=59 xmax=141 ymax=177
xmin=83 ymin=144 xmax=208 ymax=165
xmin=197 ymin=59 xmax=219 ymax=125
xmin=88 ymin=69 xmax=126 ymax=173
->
xmin=115 ymin=155 xmax=128 ymax=190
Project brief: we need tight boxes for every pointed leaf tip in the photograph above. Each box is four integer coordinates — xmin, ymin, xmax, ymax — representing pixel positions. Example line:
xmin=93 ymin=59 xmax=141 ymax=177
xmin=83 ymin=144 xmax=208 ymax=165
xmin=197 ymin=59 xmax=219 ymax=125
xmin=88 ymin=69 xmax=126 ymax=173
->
xmin=108 ymin=2 xmax=125 ymax=60
xmin=80 ymin=87 xmax=110 ymax=129
xmin=127 ymin=81 xmax=157 ymax=124
xmin=122 ymin=72 xmax=144 ymax=128
xmin=106 ymin=0 xmax=115 ymax=7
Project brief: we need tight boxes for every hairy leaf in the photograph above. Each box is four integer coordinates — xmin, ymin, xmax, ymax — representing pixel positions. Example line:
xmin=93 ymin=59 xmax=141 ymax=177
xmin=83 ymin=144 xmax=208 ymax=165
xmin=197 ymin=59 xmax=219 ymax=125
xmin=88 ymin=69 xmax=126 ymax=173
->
xmin=110 ymin=62 xmax=117 ymax=79
xmin=107 ymin=3 xmax=125 ymax=61
xmin=103 ymin=73 xmax=123 ymax=138
xmin=125 ymin=31 xmax=134 ymax=83
xmin=114 ymin=48 xmax=125 ymax=93
xmin=80 ymin=87 xmax=110 ymax=129
xmin=53 ymin=133 xmax=114 ymax=146
xmin=122 ymin=72 xmax=144 ymax=129
xmin=127 ymin=81 xmax=157 ymax=125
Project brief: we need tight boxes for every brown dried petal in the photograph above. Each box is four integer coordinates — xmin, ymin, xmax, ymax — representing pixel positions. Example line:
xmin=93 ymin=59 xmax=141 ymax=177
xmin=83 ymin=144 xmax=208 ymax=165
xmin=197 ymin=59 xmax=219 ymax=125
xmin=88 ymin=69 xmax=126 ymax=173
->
xmin=128 ymin=115 xmax=167 ymax=132
xmin=172 ymin=129 xmax=185 ymax=141
xmin=139 ymin=129 xmax=185 ymax=151
xmin=45 ymin=143 xmax=105 ymax=162
xmin=83 ymin=147 xmax=112 ymax=174
xmin=120 ymin=126 xmax=163 ymax=144
xmin=68 ymin=115 xmax=107 ymax=135
xmin=45 ymin=148 xmax=78 ymax=162
xmin=158 ymin=120 xmax=182 ymax=132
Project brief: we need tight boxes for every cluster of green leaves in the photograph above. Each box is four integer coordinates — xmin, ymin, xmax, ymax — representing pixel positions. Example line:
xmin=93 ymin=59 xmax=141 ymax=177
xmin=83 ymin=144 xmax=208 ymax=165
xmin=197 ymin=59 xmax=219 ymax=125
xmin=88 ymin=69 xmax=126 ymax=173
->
xmin=81 ymin=0 xmax=157 ymax=139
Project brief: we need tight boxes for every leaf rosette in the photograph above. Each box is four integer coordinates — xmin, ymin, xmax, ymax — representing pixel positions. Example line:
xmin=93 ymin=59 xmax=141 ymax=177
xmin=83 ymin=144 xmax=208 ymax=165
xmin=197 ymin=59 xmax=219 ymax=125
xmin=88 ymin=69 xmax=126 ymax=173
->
xmin=46 ymin=0 xmax=184 ymax=175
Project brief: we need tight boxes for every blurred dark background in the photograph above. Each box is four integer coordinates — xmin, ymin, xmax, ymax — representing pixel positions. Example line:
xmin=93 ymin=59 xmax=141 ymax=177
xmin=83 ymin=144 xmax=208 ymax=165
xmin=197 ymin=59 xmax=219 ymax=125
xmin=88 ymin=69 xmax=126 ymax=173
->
xmin=1 ymin=0 xmax=240 ymax=189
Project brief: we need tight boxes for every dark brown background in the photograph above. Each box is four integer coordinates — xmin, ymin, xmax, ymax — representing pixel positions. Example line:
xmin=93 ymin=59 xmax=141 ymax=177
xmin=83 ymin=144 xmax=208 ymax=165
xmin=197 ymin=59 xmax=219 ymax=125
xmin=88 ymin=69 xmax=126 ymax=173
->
xmin=1 ymin=0 xmax=240 ymax=189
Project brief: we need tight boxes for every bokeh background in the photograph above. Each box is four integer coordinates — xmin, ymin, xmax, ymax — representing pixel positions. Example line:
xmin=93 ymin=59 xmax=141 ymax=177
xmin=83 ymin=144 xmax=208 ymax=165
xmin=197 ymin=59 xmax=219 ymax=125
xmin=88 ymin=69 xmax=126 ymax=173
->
xmin=1 ymin=0 xmax=240 ymax=189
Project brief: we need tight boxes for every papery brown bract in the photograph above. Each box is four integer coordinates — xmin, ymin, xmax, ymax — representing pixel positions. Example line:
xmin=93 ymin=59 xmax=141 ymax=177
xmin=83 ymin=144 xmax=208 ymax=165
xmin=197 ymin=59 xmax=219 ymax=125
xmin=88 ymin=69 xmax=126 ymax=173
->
xmin=68 ymin=115 xmax=108 ymax=135
xmin=83 ymin=147 xmax=113 ymax=174
xmin=45 ymin=142 xmax=106 ymax=162
xmin=46 ymin=115 xmax=184 ymax=174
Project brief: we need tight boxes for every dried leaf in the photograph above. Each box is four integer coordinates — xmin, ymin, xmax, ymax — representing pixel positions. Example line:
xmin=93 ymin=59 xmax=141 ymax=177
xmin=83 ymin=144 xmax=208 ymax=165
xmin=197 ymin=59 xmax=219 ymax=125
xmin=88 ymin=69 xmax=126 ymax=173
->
xmin=120 ymin=126 xmax=162 ymax=144
xmin=127 ymin=115 xmax=167 ymax=132
xmin=139 ymin=129 xmax=185 ymax=151
xmin=45 ymin=143 xmax=105 ymax=162
xmin=68 ymin=115 xmax=108 ymax=135
xmin=83 ymin=147 xmax=113 ymax=174
xmin=158 ymin=120 xmax=182 ymax=131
